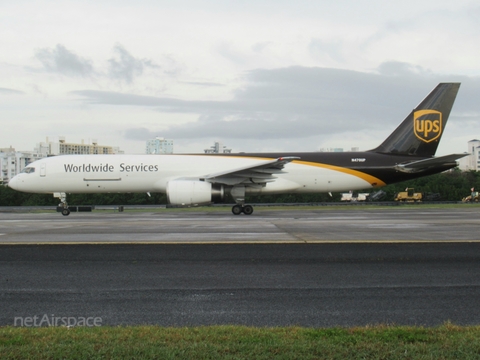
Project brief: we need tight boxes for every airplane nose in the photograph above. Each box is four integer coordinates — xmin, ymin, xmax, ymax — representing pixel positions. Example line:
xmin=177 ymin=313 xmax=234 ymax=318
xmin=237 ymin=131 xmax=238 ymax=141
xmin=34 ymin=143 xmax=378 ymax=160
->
xmin=8 ymin=175 xmax=22 ymax=191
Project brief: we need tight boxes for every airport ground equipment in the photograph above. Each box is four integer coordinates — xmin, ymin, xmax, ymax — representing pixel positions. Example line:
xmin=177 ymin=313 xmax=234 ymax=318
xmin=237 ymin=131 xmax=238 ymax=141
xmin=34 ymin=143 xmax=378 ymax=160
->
xmin=394 ymin=188 xmax=423 ymax=202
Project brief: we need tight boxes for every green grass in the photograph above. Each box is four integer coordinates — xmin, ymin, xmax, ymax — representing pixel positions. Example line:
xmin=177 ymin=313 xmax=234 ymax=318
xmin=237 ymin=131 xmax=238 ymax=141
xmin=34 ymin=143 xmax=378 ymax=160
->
xmin=1 ymin=324 xmax=480 ymax=359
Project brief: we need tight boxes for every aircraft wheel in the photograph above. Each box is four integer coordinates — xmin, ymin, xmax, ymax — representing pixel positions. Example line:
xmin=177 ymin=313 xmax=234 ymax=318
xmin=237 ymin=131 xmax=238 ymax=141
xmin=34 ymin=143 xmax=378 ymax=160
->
xmin=243 ymin=205 xmax=254 ymax=215
xmin=61 ymin=208 xmax=71 ymax=216
xmin=232 ymin=205 xmax=243 ymax=215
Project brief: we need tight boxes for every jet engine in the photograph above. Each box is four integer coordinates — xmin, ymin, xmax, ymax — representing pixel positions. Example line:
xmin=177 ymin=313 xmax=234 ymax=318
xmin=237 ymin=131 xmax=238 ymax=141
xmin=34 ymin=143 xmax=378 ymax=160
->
xmin=166 ymin=180 xmax=224 ymax=206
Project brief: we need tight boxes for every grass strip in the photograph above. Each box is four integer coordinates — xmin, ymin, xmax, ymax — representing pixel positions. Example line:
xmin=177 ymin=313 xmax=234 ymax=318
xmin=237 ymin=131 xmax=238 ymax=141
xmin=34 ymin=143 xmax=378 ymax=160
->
xmin=1 ymin=323 xmax=480 ymax=359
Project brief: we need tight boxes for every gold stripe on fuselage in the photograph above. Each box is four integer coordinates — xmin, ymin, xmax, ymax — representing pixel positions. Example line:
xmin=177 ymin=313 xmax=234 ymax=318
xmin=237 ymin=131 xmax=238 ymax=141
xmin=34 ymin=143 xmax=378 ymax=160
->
xmin=292 ymin=160 xmax=386 ymax=187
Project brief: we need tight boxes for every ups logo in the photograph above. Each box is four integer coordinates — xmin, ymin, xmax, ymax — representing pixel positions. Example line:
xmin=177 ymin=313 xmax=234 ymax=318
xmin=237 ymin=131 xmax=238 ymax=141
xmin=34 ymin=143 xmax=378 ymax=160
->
xmin=413 ymin=109 xmax=442 ymax=143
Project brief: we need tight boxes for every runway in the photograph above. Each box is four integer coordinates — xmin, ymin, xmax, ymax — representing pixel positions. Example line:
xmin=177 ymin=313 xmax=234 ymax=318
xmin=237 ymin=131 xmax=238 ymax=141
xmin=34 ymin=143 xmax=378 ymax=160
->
xmin=1 ymin=207 xmax=480 ymax=327
xmin=1 ymin=206 xmax=480 ymax=243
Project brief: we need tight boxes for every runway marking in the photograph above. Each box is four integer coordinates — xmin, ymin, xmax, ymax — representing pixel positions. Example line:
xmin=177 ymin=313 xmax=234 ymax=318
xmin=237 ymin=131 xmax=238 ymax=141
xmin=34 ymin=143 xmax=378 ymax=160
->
xmin=2 ymin=240 xmax=480 ymax=245
xmin=367 ymin=224 xmax=429 ymax=229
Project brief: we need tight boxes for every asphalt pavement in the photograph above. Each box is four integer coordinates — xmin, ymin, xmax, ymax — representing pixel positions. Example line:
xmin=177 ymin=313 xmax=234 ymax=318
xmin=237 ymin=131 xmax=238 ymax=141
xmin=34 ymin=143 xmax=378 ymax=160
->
xmin=1 ymin=206 xmax=480 ymax=327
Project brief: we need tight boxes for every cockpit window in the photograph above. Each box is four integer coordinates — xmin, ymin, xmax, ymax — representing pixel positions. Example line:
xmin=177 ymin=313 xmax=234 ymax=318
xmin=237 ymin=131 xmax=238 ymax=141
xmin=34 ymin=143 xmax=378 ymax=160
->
xmin=21 ymin=167 xmax=35 ymax=174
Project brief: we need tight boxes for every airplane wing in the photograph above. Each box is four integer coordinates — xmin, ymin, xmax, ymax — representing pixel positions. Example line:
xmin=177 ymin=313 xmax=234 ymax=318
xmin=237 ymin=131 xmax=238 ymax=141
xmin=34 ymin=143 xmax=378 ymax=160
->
xmin=394 ymin=153 xmax=469 ymax=173
xmin=201 ymin=156 xmax=300 ymax=186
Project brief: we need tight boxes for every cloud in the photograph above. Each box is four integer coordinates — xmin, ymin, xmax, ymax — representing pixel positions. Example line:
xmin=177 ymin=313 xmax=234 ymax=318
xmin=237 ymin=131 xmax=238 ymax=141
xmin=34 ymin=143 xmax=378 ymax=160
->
xmin=123 ymin=127 xmax=154 ymax=140
xmin=376 ymin=61 xmax=432 ymax=76
xmin=0 ymin=87 xmax=24 ymax=95
xmin=309 ymin=38 xmax=345 ymax=64
xmin=216 ymin=42 xmax=248 ymax=65
xmin=33 ymin=43 xmax=162 ymax=84
xmin=123 ymin=113 xmax=319 ymax=141
xmin=108 ymin=44 xmax=159 ymax=84
xmin=252 ymin=41 xmax=273 ymax=53
xmin=71 ymin=64 xmax=480 ymax=143
xmin=182 ymin=81 xmax=225 ymax=87
xmin=160 ymin=54 xmax=185 ymax=77
xmin=34 ymin=44 xmax=94 ymax=77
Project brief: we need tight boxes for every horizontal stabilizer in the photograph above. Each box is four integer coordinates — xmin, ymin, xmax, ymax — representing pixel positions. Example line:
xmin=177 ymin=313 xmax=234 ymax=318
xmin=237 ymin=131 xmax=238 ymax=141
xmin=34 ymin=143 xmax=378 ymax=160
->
xmin=395 ymin=153 xmax=469 ymax=173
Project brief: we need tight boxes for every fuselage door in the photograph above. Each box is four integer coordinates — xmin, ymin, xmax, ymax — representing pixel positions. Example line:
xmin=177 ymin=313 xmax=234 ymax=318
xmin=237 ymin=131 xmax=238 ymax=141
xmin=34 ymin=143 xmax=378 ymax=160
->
xmin=40 ymin=163 xmax=46 ymax=177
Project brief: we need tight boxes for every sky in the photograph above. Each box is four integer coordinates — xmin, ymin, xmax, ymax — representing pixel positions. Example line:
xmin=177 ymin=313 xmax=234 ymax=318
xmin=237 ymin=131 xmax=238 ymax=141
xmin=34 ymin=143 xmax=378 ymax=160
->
xmin=1 ymin=0 xmax=480 ymax=155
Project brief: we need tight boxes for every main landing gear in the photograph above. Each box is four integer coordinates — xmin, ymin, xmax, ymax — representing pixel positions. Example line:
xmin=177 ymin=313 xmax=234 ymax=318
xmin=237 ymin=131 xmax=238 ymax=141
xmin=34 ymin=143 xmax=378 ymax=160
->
xmin=230 ymin=185 xmax=254 ymax=215
xmin=231 ymin=204 xmax=254 ymax=215
xmin=54 ymin=192 xmax=70 ymax=216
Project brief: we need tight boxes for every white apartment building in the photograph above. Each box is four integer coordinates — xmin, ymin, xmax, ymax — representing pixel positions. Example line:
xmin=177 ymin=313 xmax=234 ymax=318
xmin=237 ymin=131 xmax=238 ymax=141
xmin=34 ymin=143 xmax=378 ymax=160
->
xmin=1 ymin=137 xmax=124 ymax=185
xmin=457 ymin=139 xmax=478 ymax=171
xmin=0 ymin=148 xmax=44 ymax=185
xmin=146 ymin=137 xmax=174 ymax=154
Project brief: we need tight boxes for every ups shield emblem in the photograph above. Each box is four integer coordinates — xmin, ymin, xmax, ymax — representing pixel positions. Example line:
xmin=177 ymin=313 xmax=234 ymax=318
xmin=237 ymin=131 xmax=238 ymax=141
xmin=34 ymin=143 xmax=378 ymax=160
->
xmin=413 ymin=110 xmax=442 ymax=143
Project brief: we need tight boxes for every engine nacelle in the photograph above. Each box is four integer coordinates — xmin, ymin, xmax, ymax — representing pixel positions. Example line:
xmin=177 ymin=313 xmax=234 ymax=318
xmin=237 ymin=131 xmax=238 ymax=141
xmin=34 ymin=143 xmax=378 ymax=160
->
xmin=166 ymin=180 xmax=224 ymax=206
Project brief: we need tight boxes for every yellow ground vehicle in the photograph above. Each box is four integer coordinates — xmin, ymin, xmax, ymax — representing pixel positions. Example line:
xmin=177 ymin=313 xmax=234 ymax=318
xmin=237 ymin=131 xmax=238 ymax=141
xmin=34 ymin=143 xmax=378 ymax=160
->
xmin=394 ymin=188 xmax=423 ymax=202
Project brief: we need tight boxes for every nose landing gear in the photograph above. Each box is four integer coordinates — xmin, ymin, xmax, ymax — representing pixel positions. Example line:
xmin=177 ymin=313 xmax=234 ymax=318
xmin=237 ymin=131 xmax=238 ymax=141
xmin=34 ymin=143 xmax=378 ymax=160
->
xmin=54 ymin=192 xmax=70 ymax=216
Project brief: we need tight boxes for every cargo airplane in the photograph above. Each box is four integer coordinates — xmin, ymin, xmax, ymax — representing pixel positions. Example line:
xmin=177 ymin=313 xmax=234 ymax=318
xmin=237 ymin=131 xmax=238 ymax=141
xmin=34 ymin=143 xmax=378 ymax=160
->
xmin=9 ymin=83 xmax=467 ymax=216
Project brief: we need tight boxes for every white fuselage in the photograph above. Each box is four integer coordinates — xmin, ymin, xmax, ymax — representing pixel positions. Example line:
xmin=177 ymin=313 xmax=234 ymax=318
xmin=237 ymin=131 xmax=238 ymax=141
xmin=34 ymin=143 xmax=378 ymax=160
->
xmin=8 ymin=154 xmax=378 ymax=196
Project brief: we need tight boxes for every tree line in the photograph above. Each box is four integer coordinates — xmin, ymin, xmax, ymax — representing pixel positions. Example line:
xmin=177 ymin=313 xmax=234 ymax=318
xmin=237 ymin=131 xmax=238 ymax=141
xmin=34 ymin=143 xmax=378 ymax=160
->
xmin=1 ymin=169 xmax=478 ymax=206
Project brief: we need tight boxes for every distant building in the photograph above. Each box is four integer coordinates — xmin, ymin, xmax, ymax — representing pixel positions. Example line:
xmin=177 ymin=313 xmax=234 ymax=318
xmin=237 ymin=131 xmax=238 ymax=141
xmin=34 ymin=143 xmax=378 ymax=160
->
xmin=319 ymin=148 xmax=344 ymax=152
xmin=458 ymin=139 xmax=478 ymax=171
xmin=1 ymin=137 xmax=124 ymax=185
xmin=35 ymin=137 xmax=124 ymax=155
xmin=145 ymin=137 xmax=174 ymax=154
xmin=319 ymin=147 xmax=359 ymax=152
xmin=204 ymin=141 xmax=232 ymax=154
xmin=0 ymin=147 xmax=42 ymax=186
